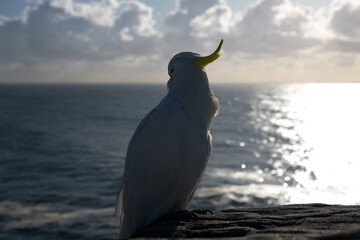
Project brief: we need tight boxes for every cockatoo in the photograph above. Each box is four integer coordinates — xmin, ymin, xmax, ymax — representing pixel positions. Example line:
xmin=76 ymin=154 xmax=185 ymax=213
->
xmin=115 ymin=39 xmax=223 ymax=238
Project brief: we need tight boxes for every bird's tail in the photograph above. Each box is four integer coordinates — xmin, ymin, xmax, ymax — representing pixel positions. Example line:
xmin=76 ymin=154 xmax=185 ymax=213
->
xmin=116 ymin=182 xmax=136 ymax=239
xmin=115 ymin=186 xmax=124 ymax=217
xmin=115 ymin=183 xmax=127 ymax=237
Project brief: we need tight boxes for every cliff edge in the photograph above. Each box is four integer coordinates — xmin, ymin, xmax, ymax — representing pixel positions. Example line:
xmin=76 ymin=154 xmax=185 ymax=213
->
xmin=134 ymin=204 xmax=360 ymax=239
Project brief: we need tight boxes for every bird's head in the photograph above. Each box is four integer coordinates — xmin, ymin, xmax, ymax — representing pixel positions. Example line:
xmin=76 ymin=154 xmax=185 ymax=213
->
xmin=167 ymin=39 xmax=223 ymax=91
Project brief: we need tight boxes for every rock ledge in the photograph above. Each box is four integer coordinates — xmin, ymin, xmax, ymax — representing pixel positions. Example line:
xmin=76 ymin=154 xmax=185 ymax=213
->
xmin=134 ymin=204 xmax=360 ymax=239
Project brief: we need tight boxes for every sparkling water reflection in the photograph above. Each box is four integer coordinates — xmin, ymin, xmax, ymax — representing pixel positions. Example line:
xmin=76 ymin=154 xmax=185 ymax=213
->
xmin=285 ymin=84 xmax=360 ymax=204
xmin=192 ymin=83 xmax=360 ymax=209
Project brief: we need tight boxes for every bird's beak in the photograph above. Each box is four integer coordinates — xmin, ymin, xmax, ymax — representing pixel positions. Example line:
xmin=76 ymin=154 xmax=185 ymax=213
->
xmin=195 ymin=39 xmax=223 ymax=68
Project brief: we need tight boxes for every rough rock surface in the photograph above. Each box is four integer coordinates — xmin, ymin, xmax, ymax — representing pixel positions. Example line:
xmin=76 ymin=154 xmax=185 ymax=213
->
xmin=134 ymin=204 xmax=360 ymax=239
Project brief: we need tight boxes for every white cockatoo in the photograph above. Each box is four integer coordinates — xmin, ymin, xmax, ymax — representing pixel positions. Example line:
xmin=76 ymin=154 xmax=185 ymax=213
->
xmin=115 ymin=39 xmax=223 ymax=238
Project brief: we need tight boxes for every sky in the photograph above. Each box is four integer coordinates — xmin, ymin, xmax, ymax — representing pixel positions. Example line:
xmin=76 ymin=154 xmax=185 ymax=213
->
xmin=0 ymin=0 xmax=359 ymax=83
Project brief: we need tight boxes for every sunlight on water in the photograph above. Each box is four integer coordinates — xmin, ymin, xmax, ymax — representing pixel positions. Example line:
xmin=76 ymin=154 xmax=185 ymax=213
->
xmin=286 ymin=84 xmax=360 ymax=204
xmin=250 ymin=83 xmax=360 ymax=205
xmin=193 ymin=83 xmax=360 ymax=209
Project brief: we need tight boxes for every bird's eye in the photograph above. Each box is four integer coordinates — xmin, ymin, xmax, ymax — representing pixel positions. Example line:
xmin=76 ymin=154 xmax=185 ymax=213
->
xmin=169 ymin=67 xmax=175 ymax=76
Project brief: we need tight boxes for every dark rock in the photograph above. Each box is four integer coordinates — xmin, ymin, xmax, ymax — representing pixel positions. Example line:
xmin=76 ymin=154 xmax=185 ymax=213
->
xmin=133 ymin=204 xmax=360 ymax=239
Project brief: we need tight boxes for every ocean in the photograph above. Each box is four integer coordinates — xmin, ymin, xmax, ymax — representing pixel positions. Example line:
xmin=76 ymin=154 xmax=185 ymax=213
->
xmin=1 ymin=83 xmax=359 ymax=239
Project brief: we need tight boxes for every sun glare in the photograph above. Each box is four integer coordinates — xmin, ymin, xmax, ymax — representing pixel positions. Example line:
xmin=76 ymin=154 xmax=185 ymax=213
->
xmin=285 ymin=84 xmax=360 ymax=204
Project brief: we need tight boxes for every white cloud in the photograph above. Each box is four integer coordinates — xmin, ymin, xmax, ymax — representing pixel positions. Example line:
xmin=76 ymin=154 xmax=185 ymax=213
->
xmin=158 ymin=0 xmax=219 ymax=54
xmin=0 ymin=0 xmax=360 ymax=82
xmin=226 ymin=0 xmax=319 ymax=57
xmin=119 ymin=27 xmax=134 ymax=42
xmin=190 ymin=0 xmax=233 ymax=38
xmin=0 ymin=0 xmax=160 ymax=64
xmin=52 ymin=0 xmax=120 ymax=27
xmin=326 ymin=0 xmax=360 ymax=53
xmin=119 ymin=1 xmax=158 ymax=38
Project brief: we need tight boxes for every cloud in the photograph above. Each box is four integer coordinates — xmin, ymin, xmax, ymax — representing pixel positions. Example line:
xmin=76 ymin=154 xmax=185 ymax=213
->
xmin=164 ymin=0 xmax=220 ymax=34
xmin=52 ymin=0 xmax=120 ymax=27
xmin=189 ymin=0 xmax=233 ymax=39
xmin=162 ymin=0 xmax=320 ymax=56
xmin=330 ymin=0 xmax=360 ymax=39
xmin=0 ymin=0 xmax=359 ymax=82
xmin=161 ymin=0 xmax=223 ymax=52
xmin=326 ymin=0 xmax=360 ymax=53
xmin=0 ymin=0 xmax=160 ymax=64
xmin=226 ymin=0 xmax=320 ymax=57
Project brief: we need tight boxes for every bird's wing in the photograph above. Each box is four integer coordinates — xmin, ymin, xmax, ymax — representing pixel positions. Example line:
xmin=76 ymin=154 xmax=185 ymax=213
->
xmin=115 ymin=100 xmax=189 ymax=234
xmin=115 ymin=107 xmax=158 ymax=218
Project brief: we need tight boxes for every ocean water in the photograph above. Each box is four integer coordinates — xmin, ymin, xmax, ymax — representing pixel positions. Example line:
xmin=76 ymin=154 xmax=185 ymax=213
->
xmin=1 ymin=83 xmax=359 ymax=239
